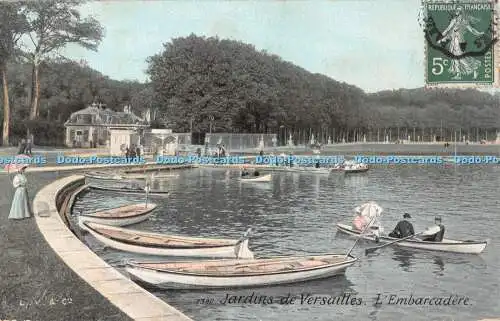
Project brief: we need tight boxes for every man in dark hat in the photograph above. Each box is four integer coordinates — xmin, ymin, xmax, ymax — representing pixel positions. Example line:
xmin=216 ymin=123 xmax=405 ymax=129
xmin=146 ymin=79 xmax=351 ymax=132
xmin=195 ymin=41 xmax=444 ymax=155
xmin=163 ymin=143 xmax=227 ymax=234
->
xmin=421 ymin=217 xmax=445 ymax=242
xmin=388 ymin=213 xmax=415 ymax=238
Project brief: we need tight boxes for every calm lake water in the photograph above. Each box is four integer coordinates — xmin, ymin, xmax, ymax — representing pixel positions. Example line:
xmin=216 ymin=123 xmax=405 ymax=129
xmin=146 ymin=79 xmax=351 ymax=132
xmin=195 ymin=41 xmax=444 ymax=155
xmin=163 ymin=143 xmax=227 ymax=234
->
xmin=72 ymin=165 xmax=500 ymax=321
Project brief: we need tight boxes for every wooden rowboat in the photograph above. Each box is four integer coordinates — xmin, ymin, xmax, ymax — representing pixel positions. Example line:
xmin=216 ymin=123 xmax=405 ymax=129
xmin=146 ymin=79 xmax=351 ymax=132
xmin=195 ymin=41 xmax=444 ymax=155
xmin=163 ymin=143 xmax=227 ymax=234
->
xmin=78 ymin=203 xmax=157 ymax=227
xmin=343 ymin=163 xmax=369 ymax=173
xmin=125 ymin=254 xmax=357 ymax=289
xmin=79 ymin=222 xmax=254 ymax=259
xmin=336 ymin=223 xmax=487 ymax=254
xmin=123 ymin=173 xmax=179 ymax=180
xmin=241 ymin=174 xmax=272 ymax=182
xmin=88 ymin=184 xmax=169 ymax=197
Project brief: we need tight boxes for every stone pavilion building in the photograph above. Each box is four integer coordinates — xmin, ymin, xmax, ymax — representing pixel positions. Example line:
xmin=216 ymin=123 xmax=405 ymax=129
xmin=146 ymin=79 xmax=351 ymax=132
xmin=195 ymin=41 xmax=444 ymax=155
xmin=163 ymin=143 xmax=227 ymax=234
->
xmin=64 ymin=102 xmax=149 ymax=148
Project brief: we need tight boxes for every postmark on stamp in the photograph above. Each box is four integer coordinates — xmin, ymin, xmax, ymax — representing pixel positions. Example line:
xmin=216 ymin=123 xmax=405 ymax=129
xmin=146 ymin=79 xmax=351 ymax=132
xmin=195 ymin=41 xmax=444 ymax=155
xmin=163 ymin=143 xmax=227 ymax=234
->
xmin=421 ymin=0 xmax=499 ymax=87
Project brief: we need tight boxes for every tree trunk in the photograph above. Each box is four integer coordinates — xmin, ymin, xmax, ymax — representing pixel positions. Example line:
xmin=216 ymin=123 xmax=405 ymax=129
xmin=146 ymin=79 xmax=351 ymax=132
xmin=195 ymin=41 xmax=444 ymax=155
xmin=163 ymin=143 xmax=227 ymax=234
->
xmin=1 ymin=62 xmax=10 ymax=146
xmin=27 ymin=63 xmax=41 ymax=139
xmin=29 ymin=63 xmax=40 ymax=120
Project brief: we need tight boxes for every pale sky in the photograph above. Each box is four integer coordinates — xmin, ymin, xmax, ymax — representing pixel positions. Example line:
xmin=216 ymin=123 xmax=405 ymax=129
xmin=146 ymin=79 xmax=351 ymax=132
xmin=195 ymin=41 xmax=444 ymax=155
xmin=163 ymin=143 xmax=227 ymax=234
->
xmin=61 ymin=0 xmax=488 ymax=93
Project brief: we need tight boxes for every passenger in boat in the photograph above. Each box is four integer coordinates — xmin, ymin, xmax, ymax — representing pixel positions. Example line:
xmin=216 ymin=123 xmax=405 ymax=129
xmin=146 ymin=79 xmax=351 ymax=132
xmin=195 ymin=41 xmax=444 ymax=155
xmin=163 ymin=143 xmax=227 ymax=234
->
xmin=388 ymin=213 xmax=415 ymax=238
xmin=315 ymin=160 xmax=320 ymax=168
xmin=421 ymin=217 xmax=445 ymax=242
xmin=352 ymin=211 xmax=368 ymax=232
xmin=241 ymin=169 xmax=249 ymax=177
xmin=353 ymin=211 xmax=382 ymax=242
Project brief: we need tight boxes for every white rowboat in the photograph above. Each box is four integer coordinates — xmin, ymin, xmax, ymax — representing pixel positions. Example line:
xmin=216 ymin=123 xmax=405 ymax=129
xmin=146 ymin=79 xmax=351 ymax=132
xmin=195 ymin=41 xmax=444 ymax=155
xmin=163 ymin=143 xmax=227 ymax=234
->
xmin=126 ymin=254 xmax=357 ymax=289
xmin=241 ymin=174 xmax=272 ymax=182
xmin=79 ymin=222 xmax=254 ymax=259
xmin=78 ymin=203 xmax=156 ymax=227
xmin=88 ymin=184 xmax=169 ymax=197
xmin=124 ymin=173 xmax=180 ymax=179
xmin=336 ymin=223 xmax=487 ymax=254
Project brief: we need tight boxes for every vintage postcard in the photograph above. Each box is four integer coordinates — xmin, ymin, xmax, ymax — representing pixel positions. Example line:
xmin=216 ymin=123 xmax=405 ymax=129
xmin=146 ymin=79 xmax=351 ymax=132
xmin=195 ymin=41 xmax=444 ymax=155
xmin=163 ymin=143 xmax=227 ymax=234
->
xmin=0 ymin=1 xmax=499 ymax=321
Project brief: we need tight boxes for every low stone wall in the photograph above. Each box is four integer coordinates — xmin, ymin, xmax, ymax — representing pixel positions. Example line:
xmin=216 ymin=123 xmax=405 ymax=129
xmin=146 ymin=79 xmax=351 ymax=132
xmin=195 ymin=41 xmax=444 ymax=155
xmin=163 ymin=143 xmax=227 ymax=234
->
xmin=34 ymin=175 xmax=193 ymax=321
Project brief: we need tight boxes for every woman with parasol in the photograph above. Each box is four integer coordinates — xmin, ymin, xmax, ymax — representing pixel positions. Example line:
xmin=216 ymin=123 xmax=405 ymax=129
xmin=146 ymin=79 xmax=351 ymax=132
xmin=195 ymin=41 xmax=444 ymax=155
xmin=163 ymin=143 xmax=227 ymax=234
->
xmin=8 ymin=163 xmax=32 ymax=220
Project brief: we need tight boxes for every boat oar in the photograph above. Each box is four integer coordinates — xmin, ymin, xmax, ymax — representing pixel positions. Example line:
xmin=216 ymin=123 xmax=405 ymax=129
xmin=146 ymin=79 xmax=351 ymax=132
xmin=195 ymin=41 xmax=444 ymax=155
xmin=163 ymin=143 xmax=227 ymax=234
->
xmin=345 ymin=215 xmax=377 ymax=259
xmin=364 ymin=226 xmax=441 ymax=256
xmin=364 ymin=232 xmax=424 ymax=255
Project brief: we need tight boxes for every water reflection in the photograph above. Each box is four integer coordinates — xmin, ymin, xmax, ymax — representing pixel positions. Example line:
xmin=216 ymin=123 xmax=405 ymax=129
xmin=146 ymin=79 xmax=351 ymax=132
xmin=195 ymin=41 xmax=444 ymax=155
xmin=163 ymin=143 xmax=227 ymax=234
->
xmin=432 ymin=256 xmax=444 ymax=276
xmin=391 ymin=249 xmax=415 ymax=271
xmin=388 ymin=247 xmax=488 ymax=276
xmin=342 ymin=173 xmax=369 ymax=185
xmin=313 ymin=175 xmax=321 ymax=199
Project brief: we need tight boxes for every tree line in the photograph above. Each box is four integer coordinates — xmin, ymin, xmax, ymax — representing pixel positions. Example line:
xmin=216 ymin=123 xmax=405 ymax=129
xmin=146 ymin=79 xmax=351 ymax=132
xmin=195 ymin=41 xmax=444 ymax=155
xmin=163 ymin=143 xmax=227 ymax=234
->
xmin=1 ymin=3 xmax=498 ymax=147
xmin=147 ymin=34 xmax=499 ymax=142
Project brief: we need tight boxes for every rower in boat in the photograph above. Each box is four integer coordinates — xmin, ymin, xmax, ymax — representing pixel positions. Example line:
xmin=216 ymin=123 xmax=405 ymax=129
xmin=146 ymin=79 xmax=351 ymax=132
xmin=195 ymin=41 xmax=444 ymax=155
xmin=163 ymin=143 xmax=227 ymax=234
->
xmin=315 ymin=160 xmax=320 ymax=168
xmin=420 ymin=216 xmax=445 ymax=242
xmin=388 ymin=213 xmax=415 ymax=238
xmin=253 ymin=170 xmax=260 ymax=176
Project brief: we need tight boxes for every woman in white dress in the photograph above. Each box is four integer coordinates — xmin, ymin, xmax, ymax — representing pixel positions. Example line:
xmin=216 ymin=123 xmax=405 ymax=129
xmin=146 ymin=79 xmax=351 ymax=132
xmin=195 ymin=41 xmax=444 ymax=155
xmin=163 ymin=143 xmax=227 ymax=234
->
xmin=8 ymin=165 xmax=32 ymax=220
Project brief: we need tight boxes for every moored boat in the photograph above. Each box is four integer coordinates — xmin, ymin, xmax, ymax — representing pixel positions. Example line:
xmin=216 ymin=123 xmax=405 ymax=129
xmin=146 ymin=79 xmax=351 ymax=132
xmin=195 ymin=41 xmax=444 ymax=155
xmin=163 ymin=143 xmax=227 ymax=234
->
xmin=125 ymin=254 xmax=357 ymax=289
xmin=336 ymin=223 xmax=487 ymax=254
xmin=241 ymin=174 xmax=272 ymax=182
xmin=78 ymin=203 xmax=157 ymax=227
xmin=330 ymin=164 xmax=344 ymax=172
xmin=88 ymin=184 xmax=169 ymax=196
xmin=343 ymin=162 xmax=369 ymax=173
xmin=79 ymin=222 xmax=254 ymax=259
xmin=123 ymin=173 xmax=180 ymax=179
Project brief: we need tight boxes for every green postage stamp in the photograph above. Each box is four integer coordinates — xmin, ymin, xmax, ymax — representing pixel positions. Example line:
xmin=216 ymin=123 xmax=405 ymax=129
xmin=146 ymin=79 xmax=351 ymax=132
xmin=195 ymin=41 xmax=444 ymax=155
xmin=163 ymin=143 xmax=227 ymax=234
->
xmin=423 ymin=0 xmax=499 ymax=87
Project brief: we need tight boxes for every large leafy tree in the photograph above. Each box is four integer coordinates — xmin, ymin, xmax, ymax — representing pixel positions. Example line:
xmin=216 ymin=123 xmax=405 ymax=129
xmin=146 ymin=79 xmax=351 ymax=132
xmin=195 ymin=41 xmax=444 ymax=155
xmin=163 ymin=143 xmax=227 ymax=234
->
xmin=20 ymin=0 xmax=104 ymax=126
xmin=0 ymin=2 xmax=27 ymax=145
xmin=147 ymin=35 xmax=499 ymax=142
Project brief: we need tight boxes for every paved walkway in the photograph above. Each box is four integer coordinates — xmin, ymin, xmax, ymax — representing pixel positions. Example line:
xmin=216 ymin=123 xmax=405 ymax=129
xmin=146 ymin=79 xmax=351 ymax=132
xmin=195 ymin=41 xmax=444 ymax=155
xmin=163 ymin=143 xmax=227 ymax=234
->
xmin=0 ymin=172 xmax=132 ymax=321
xmin=34 ymin=175 xmax=192 ymax=321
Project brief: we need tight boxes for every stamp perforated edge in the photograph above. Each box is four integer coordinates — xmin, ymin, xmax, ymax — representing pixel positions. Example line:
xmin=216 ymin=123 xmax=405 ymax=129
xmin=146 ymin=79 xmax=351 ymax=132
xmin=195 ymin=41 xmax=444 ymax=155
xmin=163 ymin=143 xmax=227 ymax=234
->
xmin=423 ymin=0 xmax=500 ymax=88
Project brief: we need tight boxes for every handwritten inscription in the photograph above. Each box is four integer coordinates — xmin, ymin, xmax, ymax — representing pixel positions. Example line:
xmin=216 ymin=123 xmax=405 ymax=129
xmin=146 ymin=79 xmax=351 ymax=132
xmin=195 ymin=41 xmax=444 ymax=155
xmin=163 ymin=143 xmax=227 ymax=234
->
xmin=19 ymin=296 xmax=73 ymax=308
